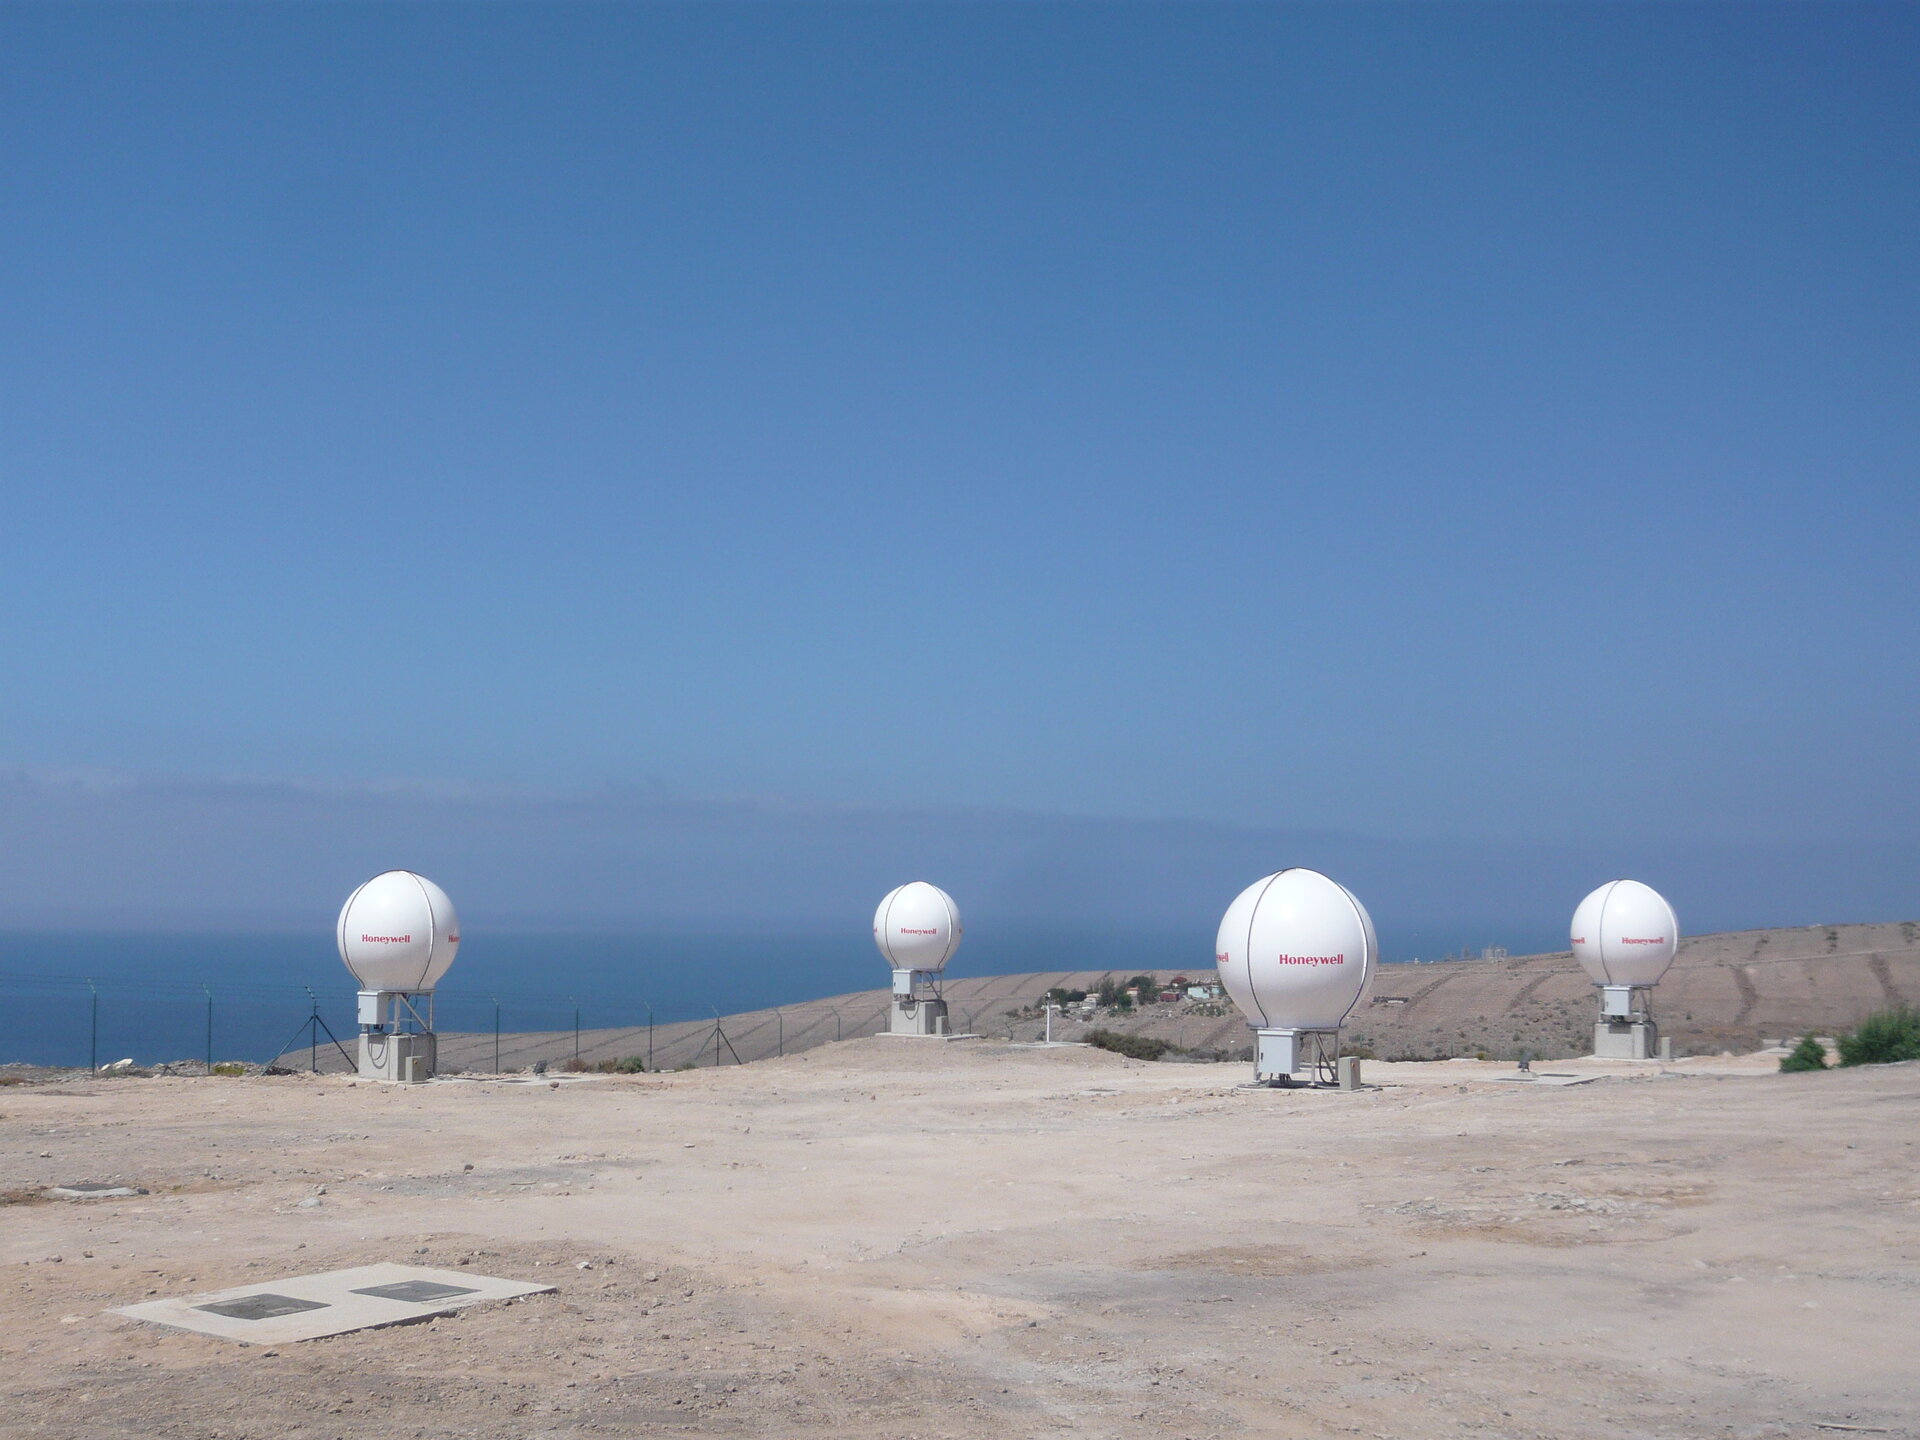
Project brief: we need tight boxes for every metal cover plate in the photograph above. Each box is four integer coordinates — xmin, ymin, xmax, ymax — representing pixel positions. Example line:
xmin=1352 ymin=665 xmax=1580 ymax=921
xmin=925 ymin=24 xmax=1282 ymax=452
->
xmin=195 ymin=1293 xmax=331 ymax=1321
xmin=351 ymin=1280 xmax=478 ymax=1303
xmin=110 ymin=1264 xmax=555 ymax=1345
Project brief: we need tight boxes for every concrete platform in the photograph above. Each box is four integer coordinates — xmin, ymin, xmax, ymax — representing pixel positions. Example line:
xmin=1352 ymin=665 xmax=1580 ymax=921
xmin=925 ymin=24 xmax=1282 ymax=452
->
xmin=1489 ymin=1072 xmax=1600 ymax=1086
xmin=109 ymin=1263 xmax=555 ymax=1345
xmin=874 ymin=1031 xmax=982 ymax=1042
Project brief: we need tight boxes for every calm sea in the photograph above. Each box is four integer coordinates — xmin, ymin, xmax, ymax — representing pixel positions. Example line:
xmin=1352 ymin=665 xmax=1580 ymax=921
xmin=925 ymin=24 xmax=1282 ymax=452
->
xmin=0 ymin=921 xmax=1564 ymax=1068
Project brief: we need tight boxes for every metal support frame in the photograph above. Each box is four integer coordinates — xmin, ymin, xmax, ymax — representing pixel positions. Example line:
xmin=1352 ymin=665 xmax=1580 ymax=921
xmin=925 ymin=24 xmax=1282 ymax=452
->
xmin=1593 ymin=984 xmax=1658 ymax=1060
xmin=356 ymin=989 xmax=438 ymax=1082
xmin=1251 ymin=1027 xmax=1342 ymax=1087
xmin=890 ymin=969 xmax=949 ymax=1036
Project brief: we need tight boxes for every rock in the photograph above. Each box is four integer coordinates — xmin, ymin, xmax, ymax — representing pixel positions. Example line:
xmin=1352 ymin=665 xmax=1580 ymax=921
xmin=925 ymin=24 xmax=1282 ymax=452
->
xmin=297 ymin=1196 xmax=322 ymax=1209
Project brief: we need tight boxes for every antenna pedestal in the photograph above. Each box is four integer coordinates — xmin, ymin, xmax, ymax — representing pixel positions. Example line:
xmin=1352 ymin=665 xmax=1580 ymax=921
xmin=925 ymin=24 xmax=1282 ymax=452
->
xmin=356 ymin=990 xmax=437 ymax=1082
xmin=1252 ymin=1027 xmax=1339 ymax=1085
xmin=889 ymin=969 xmax=949 ymax=1037
xmin=1592 ymin=985 xmax=1657 ymax=1060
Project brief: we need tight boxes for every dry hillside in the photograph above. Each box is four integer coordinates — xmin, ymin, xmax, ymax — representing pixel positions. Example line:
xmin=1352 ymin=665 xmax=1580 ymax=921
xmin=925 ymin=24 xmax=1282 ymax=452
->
xmin=310 ymin=918 xmax=1920 ymax=1075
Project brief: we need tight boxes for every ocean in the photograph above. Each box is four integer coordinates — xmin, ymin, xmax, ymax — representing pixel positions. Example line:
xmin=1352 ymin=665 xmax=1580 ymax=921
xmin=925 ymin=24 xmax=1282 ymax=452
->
xmin=0 ymin=920 xmax=1566 ymax=1068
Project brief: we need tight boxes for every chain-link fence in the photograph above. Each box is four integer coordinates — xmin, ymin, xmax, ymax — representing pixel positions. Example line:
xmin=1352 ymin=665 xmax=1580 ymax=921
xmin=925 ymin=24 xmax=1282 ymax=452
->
xmin=0 ymin=969 xmax=1233 ymax=1075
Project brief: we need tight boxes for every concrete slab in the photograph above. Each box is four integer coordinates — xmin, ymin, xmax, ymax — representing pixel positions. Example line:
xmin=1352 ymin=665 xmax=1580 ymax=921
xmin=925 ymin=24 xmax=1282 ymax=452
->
xmin=109 ymin=1263 xmax=555 ymax=1345
xmin=46 ymin=1184 xmax=146 ymax=1199
xmin=874 ymin=1032 xmax=983 ymax=1042
xmin=1489 ymin=1073 xmax=1600 ymax=1086
xmin=433 ymin=1074 xmax=600 ymax=1086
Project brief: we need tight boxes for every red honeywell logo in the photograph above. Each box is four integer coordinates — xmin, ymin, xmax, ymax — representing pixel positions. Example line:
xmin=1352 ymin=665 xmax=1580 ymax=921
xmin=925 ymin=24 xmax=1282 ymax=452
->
xmin=361 ymin=934 xmax=411 ymax=944
xmin=899 ymin=927 xmax=939 ymax=936
xmin=1620 ymin=936 xmax=1667 ymax=945
xmin=1275 ymin=952 xmax=1344 ymax=966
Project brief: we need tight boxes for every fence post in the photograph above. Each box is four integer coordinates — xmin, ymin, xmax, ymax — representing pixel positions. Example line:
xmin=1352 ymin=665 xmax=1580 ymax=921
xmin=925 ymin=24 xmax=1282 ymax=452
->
xmin=647 ymin=1005 xmax=654 ymax=1073
xmin=493 ymin=998 xmax=501 ymax=1074
xmin=833 ymin=1006 xmax=841 ymax=1042
xmin=775 ymin=1007 xmax=784 ymax=1058
xmin=203 ymin=985 xmax=214 ymax=1072
xmin=572 ymin=997 xmax=580 ymax=1061
xmin=87 ymin=979 xmax=98 ymax=1073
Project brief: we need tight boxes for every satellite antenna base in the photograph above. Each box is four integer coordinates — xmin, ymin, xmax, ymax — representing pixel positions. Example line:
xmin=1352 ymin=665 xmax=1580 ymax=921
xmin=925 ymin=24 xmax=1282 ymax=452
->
xmin=1592 ymin=985 xmax=1658 ymax=1060
xmin=1252 ymin=1028 xmax=1341 ymax=1086
xmin=354 ymin=991 xmax=438 ymax=1082
xmin=890 ymin=969 xmax=948 ymax=1036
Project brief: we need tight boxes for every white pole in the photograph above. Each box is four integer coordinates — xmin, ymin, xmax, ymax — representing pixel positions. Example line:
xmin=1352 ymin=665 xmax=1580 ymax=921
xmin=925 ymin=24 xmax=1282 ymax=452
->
xmin=1045 ymin=1002 xmax=1054 ymax=1044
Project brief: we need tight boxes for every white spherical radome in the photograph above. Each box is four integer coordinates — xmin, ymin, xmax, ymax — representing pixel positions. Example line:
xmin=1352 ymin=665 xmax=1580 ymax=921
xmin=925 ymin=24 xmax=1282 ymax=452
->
xmin=1215 ymin=868 xmax=1375 ymax=1031
xmin=1570 ymin=879 xmax=1679 ymax=988
xmin=873 ymin=881 xmax=962 ymax=972
xmin=337 ymin=871 xmax=462 ymax=994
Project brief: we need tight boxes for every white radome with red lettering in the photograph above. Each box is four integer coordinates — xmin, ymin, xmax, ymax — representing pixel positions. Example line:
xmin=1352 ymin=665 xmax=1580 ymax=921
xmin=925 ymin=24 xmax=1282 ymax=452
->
xmin=874 ymin=881 xmax=961 ymax=1037
xmin=1570 ymin=879 xmax=1679 ymax=988
xmin=337 ymin=870 xmax=462 ymax=995
xmin=873 ymin=881 xmax=962 ymax=973
xmin=1216 ymin=867 xmax=1376 ymax=1033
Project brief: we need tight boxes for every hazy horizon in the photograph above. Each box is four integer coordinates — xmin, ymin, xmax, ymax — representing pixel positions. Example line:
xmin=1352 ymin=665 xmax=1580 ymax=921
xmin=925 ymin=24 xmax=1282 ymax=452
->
xmin=0 ymin=768 xmax=1908 ymax=946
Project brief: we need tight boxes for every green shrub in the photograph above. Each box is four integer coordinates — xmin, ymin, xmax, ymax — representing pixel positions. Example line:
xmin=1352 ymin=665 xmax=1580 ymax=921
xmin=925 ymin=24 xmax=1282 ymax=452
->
xmin=211 ymin=1062 xmax=248 ymax=1076
xmin=1779 ymin=1034 xmax=1828 ymax=1072
xmin=1084 ymin=1028 xmax=1171 ymax=1061
xmin=1837 ymin=1007 xmax=1920 ymax=1067
xmin=614 ymin=1055 xmax=647 ymax=1073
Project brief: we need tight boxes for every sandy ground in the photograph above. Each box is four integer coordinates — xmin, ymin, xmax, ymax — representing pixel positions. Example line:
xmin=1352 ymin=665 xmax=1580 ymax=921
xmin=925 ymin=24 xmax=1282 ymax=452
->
xmin=3 ymin=1041 xmax=1917 ymax=1440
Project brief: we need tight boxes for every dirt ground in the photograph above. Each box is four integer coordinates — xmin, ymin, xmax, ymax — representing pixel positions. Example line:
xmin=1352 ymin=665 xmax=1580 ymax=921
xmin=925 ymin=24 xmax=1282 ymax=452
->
xmin=3 ymin=1040 xmax=1916 ymax=1440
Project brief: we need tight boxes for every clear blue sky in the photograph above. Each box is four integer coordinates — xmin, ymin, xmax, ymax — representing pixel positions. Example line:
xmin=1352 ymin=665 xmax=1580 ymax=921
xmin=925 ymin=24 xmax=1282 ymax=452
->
xmin=1 ymin=2 xmax=1915 ymax=916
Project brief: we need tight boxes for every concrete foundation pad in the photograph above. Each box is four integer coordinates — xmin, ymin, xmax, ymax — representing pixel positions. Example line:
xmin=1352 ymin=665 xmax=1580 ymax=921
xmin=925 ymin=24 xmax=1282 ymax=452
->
xmin=46 ymin=1184 xmax=146 ymax=1199
xmin=874 ymin=1032 xmax=982 ymax=1042
xmin=433 ymin=1074 xmax=601 ymax=1085
xmin=1489 ymin=1073 xmax=1600 ymax=1086
xmin=109 ymin=1263 xmax=555 ymax=1345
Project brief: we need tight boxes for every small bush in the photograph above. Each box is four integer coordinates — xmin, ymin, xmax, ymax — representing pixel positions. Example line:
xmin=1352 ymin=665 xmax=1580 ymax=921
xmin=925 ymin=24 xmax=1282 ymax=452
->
xmin=211 ymin=1062 xmax=248 ymax=1077
xmin=672 ymin=1061 xmax=697 ymax=1072
xmin=1779 ymin=1034 xmax=1828 ymax=1072
xmin=1837 ymin=1007 xmax=1920 ymax=1067
xmin=614 ymin=1055 xmax=647 ymax=1073
xmin=1084 ymin=1028 xmax=1171 ymax=1061
xmin=561 ymin=1057 xmax=591 ymax=1073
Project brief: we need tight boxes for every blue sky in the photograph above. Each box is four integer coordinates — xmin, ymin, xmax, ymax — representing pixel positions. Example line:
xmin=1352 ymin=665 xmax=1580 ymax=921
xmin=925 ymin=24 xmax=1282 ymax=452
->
xmin=1 ymin=4 xmax=1915 ymax=933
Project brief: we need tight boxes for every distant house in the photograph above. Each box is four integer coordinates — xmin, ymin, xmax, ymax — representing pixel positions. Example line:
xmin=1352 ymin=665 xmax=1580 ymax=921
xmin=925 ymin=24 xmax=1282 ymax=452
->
xmin=1157 ymin=990 xmax=1180 ymax=1002
xmin=1186 ymin=986 xmax=1211 ymax=1001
